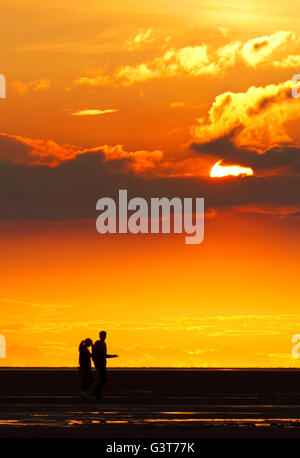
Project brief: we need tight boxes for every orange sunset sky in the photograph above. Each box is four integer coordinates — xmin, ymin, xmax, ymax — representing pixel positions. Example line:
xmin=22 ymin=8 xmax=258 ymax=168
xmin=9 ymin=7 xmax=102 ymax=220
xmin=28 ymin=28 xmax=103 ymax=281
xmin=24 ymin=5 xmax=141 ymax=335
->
xmin=0 ymin=0 xmax=300 ymax=367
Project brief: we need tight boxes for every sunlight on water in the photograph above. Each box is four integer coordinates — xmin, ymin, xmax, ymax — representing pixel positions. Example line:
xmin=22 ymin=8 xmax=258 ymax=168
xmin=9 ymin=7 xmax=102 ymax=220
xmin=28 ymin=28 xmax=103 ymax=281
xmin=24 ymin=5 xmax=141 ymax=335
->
xmin=1 ymin=414 xmax=300 ymax=429
xmin=106 ymin=420 xmax=129 ymax=424
xmin=145 ymin=418 xmax=300 ymax=425
xmin=160 ymin=412 xmax=198 ymax=414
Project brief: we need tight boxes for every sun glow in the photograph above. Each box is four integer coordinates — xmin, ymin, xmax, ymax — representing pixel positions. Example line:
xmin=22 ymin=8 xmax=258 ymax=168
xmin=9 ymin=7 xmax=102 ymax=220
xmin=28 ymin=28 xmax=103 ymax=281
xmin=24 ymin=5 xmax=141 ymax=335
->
xmin=210 ymin=160 xmax=254 ymax=178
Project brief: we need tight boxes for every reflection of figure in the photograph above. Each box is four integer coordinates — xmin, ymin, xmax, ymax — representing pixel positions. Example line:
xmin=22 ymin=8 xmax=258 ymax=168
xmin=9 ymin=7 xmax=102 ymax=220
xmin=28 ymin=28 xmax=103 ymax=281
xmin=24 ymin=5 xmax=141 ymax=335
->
xmin=92 ymin=331 xmax=118 ymax=400
xmin=79 ymin=338 xmax=93 ymax=400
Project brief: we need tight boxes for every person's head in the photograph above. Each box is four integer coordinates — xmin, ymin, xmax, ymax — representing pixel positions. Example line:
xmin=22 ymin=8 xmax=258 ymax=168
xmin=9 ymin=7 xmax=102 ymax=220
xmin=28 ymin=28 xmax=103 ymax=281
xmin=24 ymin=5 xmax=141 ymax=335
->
xmin=85 ymin=338 xmax=93 ymax=347
xmin=99 ymin=330 xmax=107 ymax=341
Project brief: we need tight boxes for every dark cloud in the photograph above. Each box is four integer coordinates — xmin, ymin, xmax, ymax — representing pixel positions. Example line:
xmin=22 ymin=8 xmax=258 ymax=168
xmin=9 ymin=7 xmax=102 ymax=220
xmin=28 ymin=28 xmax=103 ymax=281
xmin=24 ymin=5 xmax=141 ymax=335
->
xmin=0 ymin=134 xmax=31 ymax=162
xmin=0 ymin=146 xmax=300 ymax=221
xmin=191 ymin=130 xmax=300 ymax=174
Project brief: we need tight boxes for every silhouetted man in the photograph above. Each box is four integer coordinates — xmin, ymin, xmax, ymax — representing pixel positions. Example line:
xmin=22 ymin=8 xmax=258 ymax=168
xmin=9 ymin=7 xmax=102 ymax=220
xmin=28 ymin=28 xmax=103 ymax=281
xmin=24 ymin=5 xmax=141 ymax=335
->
xmin=92 ymin=330 xmax=118 ymax=400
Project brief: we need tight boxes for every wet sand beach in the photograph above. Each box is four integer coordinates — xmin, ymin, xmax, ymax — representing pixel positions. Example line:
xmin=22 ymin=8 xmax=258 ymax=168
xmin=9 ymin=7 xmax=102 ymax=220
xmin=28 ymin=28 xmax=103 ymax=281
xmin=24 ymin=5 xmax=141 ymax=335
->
xmin=1 ymin=368 xmax=300 ymax=437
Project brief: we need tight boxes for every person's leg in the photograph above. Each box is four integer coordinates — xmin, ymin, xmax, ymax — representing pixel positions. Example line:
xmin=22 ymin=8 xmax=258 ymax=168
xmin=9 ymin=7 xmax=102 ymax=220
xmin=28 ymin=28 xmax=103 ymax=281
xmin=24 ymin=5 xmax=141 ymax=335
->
xmin=80 ymin=370 xmax=94 ymax=400
xmin=102 ymin=369 xmax=108 ymax=389
xmin=94 ymin=368 xmax=102 ymax=398
xmin=81 ymin=370 xmax=89 ymax=391
xmin=95 ymin=368 xmax=107 ymax=399
xmin=86 ymin=369 xmax=93 ymax=391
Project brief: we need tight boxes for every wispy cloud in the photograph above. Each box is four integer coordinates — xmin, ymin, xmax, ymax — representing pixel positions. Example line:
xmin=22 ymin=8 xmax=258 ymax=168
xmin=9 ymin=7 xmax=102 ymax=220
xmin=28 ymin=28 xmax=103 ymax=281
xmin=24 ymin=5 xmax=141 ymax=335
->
xmin=11 ymin=79 xmax=50 ymax=95
xmin=71 ymin=109 xmax=118 ymax=116
xmin=169 ymin=101 xmax=185 ymax=108
xmin=124 ymin=28 xmax=154 ymax=51
xmin=0 ymin=297 xmax=71 ymax=310
xmin=74 ymin=30 xmax=300 ymax=87
xmin=273 ymin=55 xmax=300 ymax=68
xmin=209 ymin=330 xmax=280 ymax=337
xmin=241 ymin=31 xmax=297 ymax=68
xmin=73 ymin=72 xmax=112 ymax=87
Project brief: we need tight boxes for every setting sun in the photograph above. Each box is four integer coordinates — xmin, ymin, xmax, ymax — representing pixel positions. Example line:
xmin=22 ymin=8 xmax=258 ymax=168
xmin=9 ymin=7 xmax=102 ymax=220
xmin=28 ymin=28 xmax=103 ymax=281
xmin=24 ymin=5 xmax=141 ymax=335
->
xmin=210 ymin=160 xmax=254 ymax=178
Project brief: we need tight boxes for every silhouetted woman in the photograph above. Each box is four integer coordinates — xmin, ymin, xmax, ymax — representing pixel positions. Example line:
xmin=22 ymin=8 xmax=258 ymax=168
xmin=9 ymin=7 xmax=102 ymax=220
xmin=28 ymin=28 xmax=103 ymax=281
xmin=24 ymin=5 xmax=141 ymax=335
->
xmin=79 ymin=338 xmax=93 ymax=400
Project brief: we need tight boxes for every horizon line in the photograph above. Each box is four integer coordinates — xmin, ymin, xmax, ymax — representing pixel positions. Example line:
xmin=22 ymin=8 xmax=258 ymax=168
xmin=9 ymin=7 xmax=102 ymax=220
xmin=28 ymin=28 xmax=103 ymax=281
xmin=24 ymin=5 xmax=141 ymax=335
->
xmin=1 ymin=366 xmax=300 ymax=370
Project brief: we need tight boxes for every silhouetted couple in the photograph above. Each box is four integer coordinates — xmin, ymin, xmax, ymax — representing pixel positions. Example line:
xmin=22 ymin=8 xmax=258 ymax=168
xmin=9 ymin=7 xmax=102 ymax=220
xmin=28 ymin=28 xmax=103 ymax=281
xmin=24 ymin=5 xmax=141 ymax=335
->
xmin=79 ymin=330 xmax=118 ymax=401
